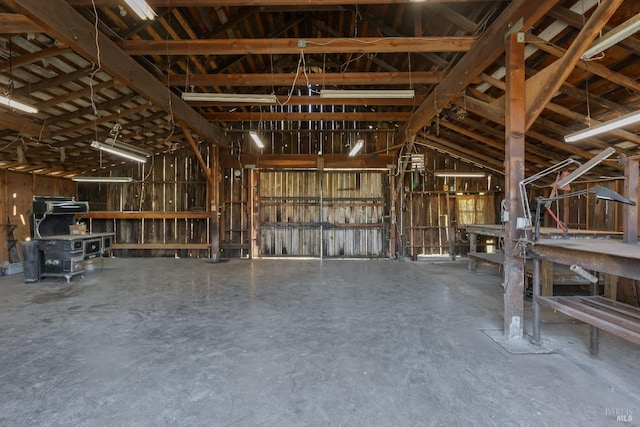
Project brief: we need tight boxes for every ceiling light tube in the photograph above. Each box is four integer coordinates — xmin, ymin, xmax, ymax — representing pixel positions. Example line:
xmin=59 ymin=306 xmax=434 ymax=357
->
xmin=124 ymin=0 xmax=156 ymax=20
xmin=433 ymin=171 xmax=485 ymax=178
xmin=555 ymin=147 xmax=615 ymax=188
xmin=0 ymin=95 xmax=38 ymax=114
xmin=72 ymin=176 xmax=134 ymax=183
xmin=581 ymin=13 xmax=640 ymax=60
xmin=91 ymin=141 xmax=148 ymax=163
xmin=103 ymin=137 xmax=152 ymax=157
xmin=182 ymin=93 xmax=278 ymax=103
xmin=349 ymin=139 xmax=364 ymax=157
xmin=320 ymin=89 xmax=415 ymax=99
xmin=564 ymin=110 xmax=640 ymax=142
xmin=249 ymin=131 xmax=265 ymax=148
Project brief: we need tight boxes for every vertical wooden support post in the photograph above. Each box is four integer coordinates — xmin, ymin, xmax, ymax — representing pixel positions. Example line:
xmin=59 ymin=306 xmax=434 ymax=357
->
xmin=623 ymin=156 xmax=638 ymax=244
xmin=0 ymin=170 xmax=7 ymax=262
xmin=210 ymin=145 xmax=220 ymax=262
xmin=389 ymin=172 xmax=397 ymax=258
xmin=504 ymin=32 xmax=526 ymax=340
xmin=250 ymin=169 xmax=260 ymax=259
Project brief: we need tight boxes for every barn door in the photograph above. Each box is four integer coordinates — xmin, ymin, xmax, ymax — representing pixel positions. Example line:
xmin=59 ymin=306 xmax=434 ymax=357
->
xmin=258 ymin=171 xmax=322 ymax=257
xmin=321 ymin=171 xmax=384 ymax=257
xmin=257 ymin=170 xmax=385 ymax=258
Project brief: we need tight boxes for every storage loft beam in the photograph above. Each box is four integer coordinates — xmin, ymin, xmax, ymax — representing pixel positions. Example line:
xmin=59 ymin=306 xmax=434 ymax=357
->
xmin=7 ymin=0 xmax=228 ymax=146
xmin=119 ymin=37 xmax=476 ymax=56
xmin=167 ymin=71 xmax=445 ymax=87
xmin=398 ymin=0 xmax=561 ymax=143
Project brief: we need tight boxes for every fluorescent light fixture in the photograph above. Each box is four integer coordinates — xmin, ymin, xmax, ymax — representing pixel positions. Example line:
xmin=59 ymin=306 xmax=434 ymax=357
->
xmin=0 ymin=95 xmax=38 ymax=114
xmin=433 ymin=171 xmax=485 ymax=178
xmin=555 ymin=147 xmax=615 ymax=188
xmin=320 ymin=89 xmax=415 ymax=99
xmin=103 ymin=137 xmax=152 ymax=157
xmin=249 ymin=131 xmax=264 ymax=148
xmin=564 ymin=111 xmax=640 ymax=142
xmin=72 ymin=176 xmax=134 ymax=183
xmin=182 ymin=93 xmax=278 ymax=103
xmin=349 ymin=139 xmax=364 ymax=156
xmin=124 ymin=0 xmax=156 ymax=20
xmin=91 ymin=140 xmax=148 ymax=163
xmin=581 ymin=13 xmax=640 ymax=59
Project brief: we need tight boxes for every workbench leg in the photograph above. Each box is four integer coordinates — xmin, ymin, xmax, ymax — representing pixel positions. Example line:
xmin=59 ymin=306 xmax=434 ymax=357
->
xmin=532 ymin=258 xmax=541 ymax=345
xmin=468 ymin=259 xmax=476 ymax=273
xmin=541 ymin=260 xmax=554 ymax=296
xmin=589 ymin=279 xmax=600 ymax=356
xmin=469 ymin=232 xmax=477 ymax=253
xmin=604 ymin=274 xmax=618 ymax=301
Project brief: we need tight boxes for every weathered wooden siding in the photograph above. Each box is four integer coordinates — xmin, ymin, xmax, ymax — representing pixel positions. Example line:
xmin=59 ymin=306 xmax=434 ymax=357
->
xmin=0 ymin=170 xmax=74 ymax=263
xmin=78 ymin=148 xmax=210 ymax=258
xmin=258 ymin=170 xmax=385 ymax=257
xmin=401 ymin=151 xmax=502 ymax=257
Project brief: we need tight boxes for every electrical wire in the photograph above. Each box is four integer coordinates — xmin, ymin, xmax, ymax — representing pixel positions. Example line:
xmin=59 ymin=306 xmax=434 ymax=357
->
xmin=89 ymin=0 xmax=102 ymax=116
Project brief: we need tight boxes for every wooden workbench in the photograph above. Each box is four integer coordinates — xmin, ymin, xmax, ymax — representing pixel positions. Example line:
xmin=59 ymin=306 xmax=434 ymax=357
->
xmin=463 ymin=224 xmax=622 ymax=295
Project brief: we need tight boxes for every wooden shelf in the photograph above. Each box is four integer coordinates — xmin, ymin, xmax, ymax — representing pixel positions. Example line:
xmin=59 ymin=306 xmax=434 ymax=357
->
xmin=87 ymin=211 xmax=211 ymax=219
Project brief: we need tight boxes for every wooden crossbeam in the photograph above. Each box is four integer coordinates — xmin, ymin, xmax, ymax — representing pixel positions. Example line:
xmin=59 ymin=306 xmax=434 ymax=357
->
xmin=168 ymin=71 xmax=444 ymax=87
xmin=68 ymin=0 xmax=509 ymax=6
xmin=119 ymin=37 xmax=476 ymax=56
xmin=202 ymin=111 xmax=411 ymax=121
xmin=398 ymin=0 xmax=561 ymax=143
xmin=8 ymin=0 xmax=228 ymax=146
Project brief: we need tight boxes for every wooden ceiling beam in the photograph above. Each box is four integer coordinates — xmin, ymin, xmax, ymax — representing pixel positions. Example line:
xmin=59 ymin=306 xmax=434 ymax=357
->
xmin=7 ymin=0 xmax=228 ymax=146
xmin=549 ymin=5 xmax=640 ymax=55
xmin=439 ymin=120 xmax=551 ymax=167
xmin=12 ymin=67 xmax=92 ymax=97
xmin=417 ymin=133 xmax=505 ymax=172
xmin=0 ymin=13 xmax=43 ymax=34
xmin=527 ymin=34 xmax=640 ymax=94
xmin=67 ymin=0 xmax=509 ymax=6
xmin=0 ymin=112 xmax=50 ymax=138
xmin=202 ymin=111 xmax=411 ymax=121
xmin=398 ymin=0 xmax=562 ymax=143
xmin=524 ymin=0 xmax=624 ymax=131
xmin=0 ymin=47 xmax=70 ymax=72
xmin=49 ymin=103 xmax=150 ymax=138
xmin=462 ymin=94 xmax=625 ymax=171
xmin=119 ymin=37 xmax=476 ymax=56
xmin=187 ymin=95 xmax=426 ymax=107
xmin=169 ymin=71 xmax=444 ymax=87
xmin=36 ymin=80 xmax=116 ymax=110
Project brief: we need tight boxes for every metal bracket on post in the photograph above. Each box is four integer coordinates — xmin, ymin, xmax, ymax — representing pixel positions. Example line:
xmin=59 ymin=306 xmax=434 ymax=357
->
xmin=504 ymin=18 xmax=524 ymax=41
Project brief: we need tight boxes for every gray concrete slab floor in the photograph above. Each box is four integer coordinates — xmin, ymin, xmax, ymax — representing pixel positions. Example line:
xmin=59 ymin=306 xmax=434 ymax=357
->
xmin=0 ymin=258 xmax=638 ymax=426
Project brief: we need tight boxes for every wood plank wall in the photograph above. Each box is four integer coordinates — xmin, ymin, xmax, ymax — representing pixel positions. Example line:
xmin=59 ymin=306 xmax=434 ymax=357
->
xmin=78 ymin=147 xmax=210 ymax=258
xmin=401 ymin=152 xmax=503 ymax=257
xmin=0 ymin=170 xmax=75 ymax=263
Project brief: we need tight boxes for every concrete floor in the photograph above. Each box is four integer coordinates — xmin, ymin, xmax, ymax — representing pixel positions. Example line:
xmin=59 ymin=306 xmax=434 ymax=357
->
xmin=0 ymin=258 xmax=638 ymax=426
